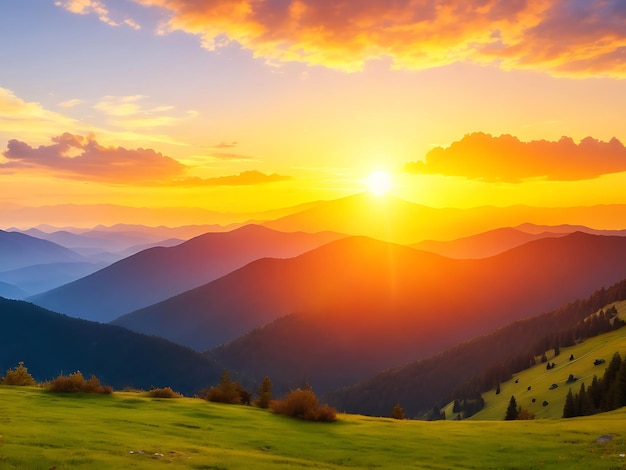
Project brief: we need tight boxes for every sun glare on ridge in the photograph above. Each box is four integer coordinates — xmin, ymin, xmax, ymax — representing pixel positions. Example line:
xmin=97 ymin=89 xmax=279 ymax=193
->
xmin=366 ymin=170 xmax=393 ymax=195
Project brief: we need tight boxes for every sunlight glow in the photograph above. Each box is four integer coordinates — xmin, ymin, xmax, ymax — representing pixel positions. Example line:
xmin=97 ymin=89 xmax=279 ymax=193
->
xmin=366 ymin=170 xmax=393 ymax=195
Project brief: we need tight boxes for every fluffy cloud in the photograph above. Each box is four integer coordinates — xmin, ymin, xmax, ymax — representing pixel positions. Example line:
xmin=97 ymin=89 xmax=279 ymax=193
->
xmin=1 ymin=133 xmax=292 ymax=186
xmin=404 ymin=133 xmax=626 ymax=182
xmin=2 ymin=132 xmax=186 ymax=184
xmin=128 ymin=0 xmax=626 ymax=76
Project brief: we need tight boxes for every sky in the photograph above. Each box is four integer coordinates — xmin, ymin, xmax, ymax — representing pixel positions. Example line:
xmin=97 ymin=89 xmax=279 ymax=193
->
xmin=2 ymin=0 xmax=626 ymax=219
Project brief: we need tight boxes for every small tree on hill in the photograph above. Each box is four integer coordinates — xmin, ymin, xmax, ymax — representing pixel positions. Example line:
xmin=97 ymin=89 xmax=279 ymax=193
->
xmin=391 ymin=403 xmax=405 ymax=420
xmin=2 ymin=361 xmax=35 ymax=386
xmin=505 ymin=395 xmax=519 ymax=420
xmin=255 ymin=376 xmax=273 ymax=409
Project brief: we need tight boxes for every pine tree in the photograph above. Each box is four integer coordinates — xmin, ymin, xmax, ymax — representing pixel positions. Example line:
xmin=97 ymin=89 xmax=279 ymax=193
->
xmin=563 ymin=389 xmax=576 ymax=418
xmin=255 ymin=376 xmax=273 ymax=409
xmin=2 ymin=361 xmax=35 ymax=386
xmin=505 ymin=396 xmax=519 ymax=420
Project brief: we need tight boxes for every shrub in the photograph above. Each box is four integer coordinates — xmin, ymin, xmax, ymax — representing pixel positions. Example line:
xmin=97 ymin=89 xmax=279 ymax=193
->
xmin=270 ymin=388 xmax=337 ymax=422
xmin=391 ymin=403 xmax=405 ymax=420
xmin=45 ymin=372 xmax=112 ymax=394
xmin=2 ymin=362 xmax=36 ymax=386
xmin=203 ymin=371 xmax=247 ymax=405
xmin=147 ymin=387 xmax=182 ymax=398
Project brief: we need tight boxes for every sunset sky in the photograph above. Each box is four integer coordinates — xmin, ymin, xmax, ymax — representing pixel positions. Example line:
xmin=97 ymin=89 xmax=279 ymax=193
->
xmin=2 ymin=0 xmax=626 ymax=220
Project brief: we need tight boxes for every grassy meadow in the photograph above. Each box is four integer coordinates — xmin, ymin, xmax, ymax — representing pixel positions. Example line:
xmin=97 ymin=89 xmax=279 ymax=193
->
xmin=0 ymin=385 xmax=625 ymax=469
xmin=470 ymin=301 xmax=626 ymax=421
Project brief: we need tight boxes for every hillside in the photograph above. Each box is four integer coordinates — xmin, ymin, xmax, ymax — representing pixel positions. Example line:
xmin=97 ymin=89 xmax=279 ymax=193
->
xmin=0 ymin=229 xmax=84 ymax=271
xmin=0 ymin=297 xmax=222 ymax=395
xmin=467 ymin=301 xmax=626 ymax=421
xmin=30 ymin=224 xmax=345 ymax=322
xmin=327 ymin=279 xmax=626 ymax=417
xmin=1 ymin=386 xmax=625 ymax=469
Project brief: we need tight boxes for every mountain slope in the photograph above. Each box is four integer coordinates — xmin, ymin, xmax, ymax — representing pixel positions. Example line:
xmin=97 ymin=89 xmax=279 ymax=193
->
xmin=327 ymin=279 xmax=626 ymax=417
xmin=413 ymin=227 xmax=567 ymax=259
xmin=0 ymin=229 xmax=84 ymax=272
xmin=30 ymin=224 xmax=345 ymax=322
xmin=208 ymin=233 xmax=626 ymax=393
xmin=0 ymin=297 xmax=221 ymax=395
xmin=115 ymin=232 xmax=626 ymax=396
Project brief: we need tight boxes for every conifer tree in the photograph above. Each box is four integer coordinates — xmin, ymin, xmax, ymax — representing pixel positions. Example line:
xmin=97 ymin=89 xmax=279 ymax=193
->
xmin=563 ymin=389 xmax=576 ymax=418
xmin=255 ymin=376 xmax=273 ymax=409
xmin=505 ymin=395 xmax=519 ymax=420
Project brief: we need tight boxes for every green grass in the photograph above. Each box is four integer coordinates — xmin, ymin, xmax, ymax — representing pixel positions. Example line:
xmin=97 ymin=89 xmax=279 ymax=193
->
xmin=468 ymin=301 xmax=626 ymax=421
xmin=1 ymin=386 xmax=626 ymax=469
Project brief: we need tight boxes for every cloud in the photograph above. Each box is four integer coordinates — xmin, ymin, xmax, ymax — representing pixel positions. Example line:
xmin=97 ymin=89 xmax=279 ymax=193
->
xmin=0 ymin=87 xmax=79 ymax=140
xmin=175 ymin=170 xmax=292 ymax=186
xmin=129 ymin=0 xmax=626 ymax=76
xmin=212 ymin=141 xmax=238 ymax=149
xmin=58 ymin=99 xmax=83 ymax=108
xmin=93 ymin=95 xmax=187 ymax=129
xmin=2 ymin=132 xmax=186 ymax=184
xmin=56 ymin=0 xmax=141 ymax=29
xmin=404 ymin=133 xmax=626 ymax=183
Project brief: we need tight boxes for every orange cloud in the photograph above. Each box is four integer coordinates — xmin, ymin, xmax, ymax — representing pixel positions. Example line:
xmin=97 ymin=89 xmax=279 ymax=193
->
xmin=2 ymin=132 xmax=186 ymax=184
xmin=174 ymin=170 xmax=292 ymax=186
xmin=129 ymin=0 xmax=626 ymax=76
xmin=404 ymin=133 xmax=626 ymax=182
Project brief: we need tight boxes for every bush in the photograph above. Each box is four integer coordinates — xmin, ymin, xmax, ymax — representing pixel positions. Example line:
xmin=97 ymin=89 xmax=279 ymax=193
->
xmin=45 ymin=372 xmax=112 ymax=394
xmin=202 ymin=371 xmax=247 ymax=405
xmin=2 ymin=362 xmax=36 ymax=386
xmin=147 ymin=387 xmax=182 ymax=398
xmin=270 ymin=388 xmax=337 ymax=422
xmin=391 ymin=403 xmax=405 ymax=420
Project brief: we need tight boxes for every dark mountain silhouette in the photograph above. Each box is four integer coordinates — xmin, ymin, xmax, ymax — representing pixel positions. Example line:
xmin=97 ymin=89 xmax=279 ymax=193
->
xmin=30 ymin=225 xmax=345 ymax=322
xmin=202 ymin=233 xmax=626 ymax=393
xmin=412 ymin=227 xmax=567 ymax=259
xmin=0 ymin=297 xmax=221 ymax=395
xmin=262 ymin=193 xmax=626 ymax=244
xmin=326 ymin=279 xmax=626 ymax=418
xmin=0 ymin=229 xmax=84 ymax=272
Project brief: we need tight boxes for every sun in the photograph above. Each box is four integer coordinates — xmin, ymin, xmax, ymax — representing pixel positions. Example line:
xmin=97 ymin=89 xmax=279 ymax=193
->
xmin=366 ymin=170 xmax=393 ymax=195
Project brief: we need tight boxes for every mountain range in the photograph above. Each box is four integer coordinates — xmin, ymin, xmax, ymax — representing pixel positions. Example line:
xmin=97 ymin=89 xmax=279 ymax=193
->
xmin=30 ymin=225 xmax=345 ymax=322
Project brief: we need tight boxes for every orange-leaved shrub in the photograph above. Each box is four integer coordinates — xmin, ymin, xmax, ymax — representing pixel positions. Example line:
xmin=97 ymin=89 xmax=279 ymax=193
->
xmin=2 ymin=362 xmax=36 ymax=386
xmin=270 ymin=388 xmax=337 ymax=422
xmin=147 ymin=386 xmax=182 ymax=398
xmin=45 ymin=371 xmax=112 ymax=394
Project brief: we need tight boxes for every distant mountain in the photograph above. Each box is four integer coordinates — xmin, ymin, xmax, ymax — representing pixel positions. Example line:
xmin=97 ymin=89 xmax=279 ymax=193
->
xmin=0 ymin=262 xmax=106 ymax=297
xmin=515 ymin=223 xmax=626 ymax=237
xmin=0 ymin=280 xmax=26 ymax=299
xmin=0 ymin=297 xmax=222 ymax=395
xmin=0 ymin=229 xmax=84 ymax=272
xmin=263 ymin=193 xmax=626 ymax=244
xmin=114 ymin=232 xmax=626 ymax=396
xmin=30 ymin=225 xmax=346 ymax=322
xmin=412 ymin=227 xmax=567 ymax=259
